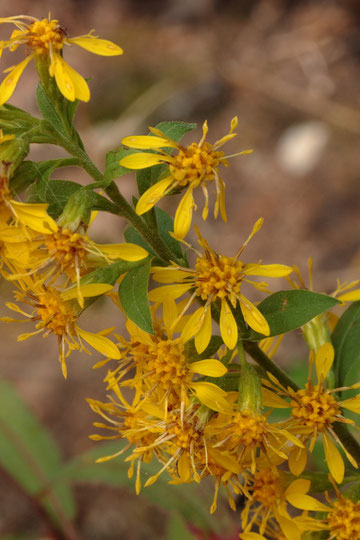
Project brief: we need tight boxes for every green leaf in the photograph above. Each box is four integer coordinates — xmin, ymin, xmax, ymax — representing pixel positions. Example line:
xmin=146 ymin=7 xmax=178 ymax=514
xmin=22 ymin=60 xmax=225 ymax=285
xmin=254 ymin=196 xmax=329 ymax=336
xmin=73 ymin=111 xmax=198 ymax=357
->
xmin=0 ymin=379 xmax=75 ymax=524
xmin=154 ymin=121 xmax=197 ymax=144
xmin=0 ymin=103 xmax=41 ymax=138
xmin=80 ymin=260 xmax=147 ymax=288
xmin=332 ymin=302 xmax=360 ymax=387
xmin=36 ymin=84 xmax=66 ymax=137
xmin=10 ymin=161 xmax=40 ymax=195
xmin=103 ymin=148 xmax=139 ymax=187
xmin=244 ymin=290 xmax=341 ymax=340
xmin=56 ymin=441 xmax=222 ymax=532
xmin=26 ymin=179 xmax=83 ymax=218
xmin=167 ymin=514 xmax=196 ymax=540
xmin=118 ymin=258 xmax=154 ymax=333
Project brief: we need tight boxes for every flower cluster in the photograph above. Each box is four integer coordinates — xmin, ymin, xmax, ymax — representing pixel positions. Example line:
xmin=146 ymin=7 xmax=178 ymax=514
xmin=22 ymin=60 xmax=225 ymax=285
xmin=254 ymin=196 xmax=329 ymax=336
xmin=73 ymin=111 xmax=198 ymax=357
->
xmin=1 ymin=13 xmax=360 ymax=540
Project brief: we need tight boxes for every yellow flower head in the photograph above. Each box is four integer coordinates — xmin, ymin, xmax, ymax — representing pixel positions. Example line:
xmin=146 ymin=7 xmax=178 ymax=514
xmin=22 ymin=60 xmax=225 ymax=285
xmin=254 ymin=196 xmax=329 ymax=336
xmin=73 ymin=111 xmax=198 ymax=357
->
xmin=109 ymin=307 xmax=231 ymax=416
xmin=206 ymin=407 xmax=302 ymax=475
xmin=263 ymin=343 xmax=360 ymax=483
xmin=22 ymin=218 xmax=148 ymax=307
xmin=120 ymin=117 xmax=252 ymax=239
xmin=240 ymin=472 xmax=308 ymax=540
xmin=149 ymin=219 xmax=292 ymax=352
xmin=0 ymin=15 xmax=123 ymax=104
xmin=1 ymin=274 xmax=119 ymax=377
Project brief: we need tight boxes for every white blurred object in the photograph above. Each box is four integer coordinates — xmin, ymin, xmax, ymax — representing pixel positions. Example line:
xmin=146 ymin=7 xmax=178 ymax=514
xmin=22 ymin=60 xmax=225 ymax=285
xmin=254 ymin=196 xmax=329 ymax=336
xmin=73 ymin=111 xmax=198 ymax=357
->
xmin=276 ymin=121 xmax=330 ymax=176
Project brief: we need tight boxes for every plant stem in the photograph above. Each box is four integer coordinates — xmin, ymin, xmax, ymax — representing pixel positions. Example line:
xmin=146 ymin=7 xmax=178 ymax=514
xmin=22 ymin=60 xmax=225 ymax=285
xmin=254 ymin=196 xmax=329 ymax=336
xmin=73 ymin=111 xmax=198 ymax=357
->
xmin=243 ymin=340 xmax=360 ymax=465
xmin=243 ymin=341 xmax=299 ymax=391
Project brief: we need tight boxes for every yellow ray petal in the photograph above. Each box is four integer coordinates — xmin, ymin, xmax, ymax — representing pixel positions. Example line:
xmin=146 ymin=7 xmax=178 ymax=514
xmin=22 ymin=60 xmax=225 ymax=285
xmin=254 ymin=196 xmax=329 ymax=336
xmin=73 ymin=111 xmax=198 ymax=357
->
xmin=242 ymin=263 xmax=293 ymax=277
xmin=95 ymin=243 xmax=148 ymax=261
xmin=68 ymin=36 xmax=123 ymax=56
xmin=120 ymin=152 xmax=171 ymax=170
xmin=121 ymin=135 xmax=176 ymax=149
xmin=61 ymin=283 xmax=113 ymax=301
xmin=341 ymin=395 xmax=360 ymax=414
xmin=285 ymin=478 xmax=311 ymax=497
xmin=0 ymin=55 xmax=32 ymax=106
xmin=194 ymin=304 xmax=212 ymax=354
xmin=162 ymin=298 xmax=177 ymax=337
xmin=52 ymin=53 xmax=75 ymax=101
xmin=191 ymin=382 xmax=233 ymax=414
xmin=220 ymin=298 xmax=238 ymax=350
xmin=285 ymin=492 xmax=329 ymax=512
xmin=77 ymin=327 xmax=120 ymax=359
xmin=239 ymin=534 xmax=265 ymax=540
xmin=135 ymin=176 xmax=174 ymax=214
xmin=54 ymin=55 xmax=90 ymax=102
xmin=148 ymin=283 xmax=191 ymax=302
xmin=322 ymin=432 xmax=344 ymax=484
xmin=173 ymin=187 xmax=195 ymax=240
xmin=338 ymin=289 xmax=360 ymax=302
xmin=261 ymin=387 xmax=290 ymax=408
xmin=239 ymin=294 xmax=270 ymax=336
xmin=288 ymin=445 xmax=307 ymax=476
xmin=190 ymin=359 xmax=227 ymax=377
xmin=10 ymin=201 xmax=58 ymax=234
xmin=180 ymin=306 xmax=206 ymax=344
xmin=315 ymin=342 xmax=334 ymax=382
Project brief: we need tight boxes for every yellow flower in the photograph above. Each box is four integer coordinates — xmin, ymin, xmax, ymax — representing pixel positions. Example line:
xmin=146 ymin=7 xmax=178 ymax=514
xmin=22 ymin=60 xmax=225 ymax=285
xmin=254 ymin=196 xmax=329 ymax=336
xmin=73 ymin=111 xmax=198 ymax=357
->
xmin=286 ymin=477 xmax=360 ymax=540
xmin=108 ymin=304 xmax=232 ymax=415
xmin=120 ymin=117 xmax=252 ymax=239
xmin=263 ymin=343 xmax=360 ymax=483
xmin=240 ymin=472 xmax=310 ymax=540
xmin=149 ymin=219 xmax=292 ymax=351
xmin=19 ymin=219 xmax=148 ymax=307
xmin=0 ymin=15 xmax=123 ymax=104
xmin=0 ymin=274 xmax=120 ymax=377
xmin=205 ymin=406 xmax=303 ymax=475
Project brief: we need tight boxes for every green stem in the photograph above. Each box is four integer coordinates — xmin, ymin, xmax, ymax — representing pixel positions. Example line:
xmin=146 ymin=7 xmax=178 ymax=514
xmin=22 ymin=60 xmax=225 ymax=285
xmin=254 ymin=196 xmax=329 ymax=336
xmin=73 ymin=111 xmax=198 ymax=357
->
xmin=243 ymin=341 xmax=299 ymax=391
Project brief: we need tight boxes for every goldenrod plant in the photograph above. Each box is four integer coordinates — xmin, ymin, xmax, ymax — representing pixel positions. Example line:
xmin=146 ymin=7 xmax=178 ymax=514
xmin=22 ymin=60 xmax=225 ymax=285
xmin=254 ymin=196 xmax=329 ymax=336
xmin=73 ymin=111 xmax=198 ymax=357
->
xmin=1 ymin=14 xmax=360 ymax=540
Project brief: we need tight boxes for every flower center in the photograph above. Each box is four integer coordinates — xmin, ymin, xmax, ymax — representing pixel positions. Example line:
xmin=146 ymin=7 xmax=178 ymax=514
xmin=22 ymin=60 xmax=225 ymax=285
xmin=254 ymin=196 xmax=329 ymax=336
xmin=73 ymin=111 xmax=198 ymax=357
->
xmin=195 ymin=253 xmax=243 ymax=300
xmin=147 ymin=338 xmax=192 ymax=388
xmin=34 ymin=288 xmax=76 ymax=336
xmin=28 ymin=19 xmax=64 ymax=55
xmin=45 ymin=228 xmax=87 ymax=269
xmin=328 ymin=498 xmax=360 ymax=540
xmin=169 ymin=142 xmax=225 ymax=188
xmin=167 ymin=413 xmax=202 ymax=451
xmin=250 ymin=468 xmax=280 ymax=508
xmin=291 ymin=384 xmax=340 ymax=431
xmin=230 ymin=410 xmax=268 ymax=447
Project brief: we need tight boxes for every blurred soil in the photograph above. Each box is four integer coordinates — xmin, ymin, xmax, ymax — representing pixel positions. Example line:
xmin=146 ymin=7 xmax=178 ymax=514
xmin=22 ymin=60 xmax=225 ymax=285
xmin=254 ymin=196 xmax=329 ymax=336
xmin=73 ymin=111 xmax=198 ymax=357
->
xmin=1 ymin=0 xmax=360 ymax=537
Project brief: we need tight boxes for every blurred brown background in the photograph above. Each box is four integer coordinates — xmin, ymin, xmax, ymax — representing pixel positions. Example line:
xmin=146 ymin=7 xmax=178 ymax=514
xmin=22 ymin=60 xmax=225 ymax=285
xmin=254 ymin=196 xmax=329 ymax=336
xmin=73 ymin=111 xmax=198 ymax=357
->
xmin=1 ymin=0 xmax=360 ymax=537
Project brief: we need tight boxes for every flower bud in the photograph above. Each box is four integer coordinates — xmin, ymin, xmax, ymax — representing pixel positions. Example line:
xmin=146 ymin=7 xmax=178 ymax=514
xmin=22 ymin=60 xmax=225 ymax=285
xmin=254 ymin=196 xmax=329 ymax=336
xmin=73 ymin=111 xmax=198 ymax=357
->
xmin=237 ymin=362 xmax=262 ymax=412
xmin=0 ymin=136 xmax=29 ymax=179
xmin=57 ymin=188 xmax=93 ymax=231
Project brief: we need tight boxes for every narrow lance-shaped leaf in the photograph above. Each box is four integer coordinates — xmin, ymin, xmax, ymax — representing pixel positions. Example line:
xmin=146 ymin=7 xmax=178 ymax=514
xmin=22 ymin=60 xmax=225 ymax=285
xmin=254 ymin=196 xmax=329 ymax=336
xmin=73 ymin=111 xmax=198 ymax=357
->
xmin=118 ymin=258 xmax=154 ymax=334
xmin=0 ymin=379 xmax=75 ymax=525
xmin=243 ymin=290 xmax=340 ymax=341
